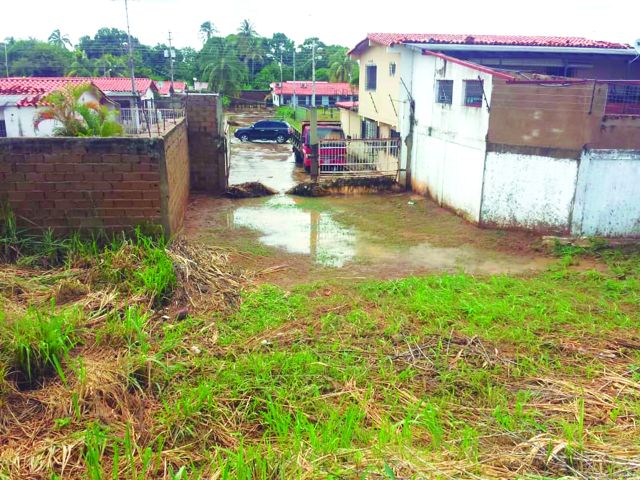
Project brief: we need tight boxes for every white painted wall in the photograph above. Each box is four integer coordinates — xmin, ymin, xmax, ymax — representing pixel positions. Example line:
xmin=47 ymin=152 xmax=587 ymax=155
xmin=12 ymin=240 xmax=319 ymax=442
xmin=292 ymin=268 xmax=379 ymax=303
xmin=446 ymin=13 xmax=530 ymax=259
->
xmin=572 ymin=150 xmax=640 ymax=237
xmin=481 ymin=151 xmax=578 ymax=231
xmin=1 ymin=90 xmax=102 ymax=137
xmin=404 ymin=50 xmax=494 ymax=222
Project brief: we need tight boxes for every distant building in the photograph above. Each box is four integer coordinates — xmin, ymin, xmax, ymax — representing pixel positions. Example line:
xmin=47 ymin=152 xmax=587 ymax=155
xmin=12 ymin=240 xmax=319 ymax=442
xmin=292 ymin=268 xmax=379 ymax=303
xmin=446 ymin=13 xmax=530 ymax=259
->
xmin=270 ymin=81 xmax=358 ymax=107
xmin=87 ymin=77 xmax=157 ymax=110
xmin=155 ymin=80 xmax=187 ymax=97
xmin=0 ymin=77 xmax=112 ymax=137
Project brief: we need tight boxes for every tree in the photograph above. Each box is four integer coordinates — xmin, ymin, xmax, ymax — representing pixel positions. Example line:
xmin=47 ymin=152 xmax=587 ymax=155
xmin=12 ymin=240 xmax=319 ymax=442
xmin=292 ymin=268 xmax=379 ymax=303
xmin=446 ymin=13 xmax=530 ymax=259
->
xmin=48 ymin=29 xmax=72 ymax=50
xmin=78 ymin=28 xmax=132 ymax=59
xmin=237 ymin=19 xmax=257 ymax=39
xmin=200 ymin=37 xmax=247 ymax=96
xmin=34 ymin=84 xmax=123 ymax=137
xmin=199 ymin=21 xmax=217 ymax=43
xmin=253 ymin=62 xmax=292 ymax=90
xmin=66 ymin=50 xmax=93 ymax=76
xmin=329 ymin=50 xmax=356 ymax=83
xmin=7 ymin=40 xmax=72 ymax=77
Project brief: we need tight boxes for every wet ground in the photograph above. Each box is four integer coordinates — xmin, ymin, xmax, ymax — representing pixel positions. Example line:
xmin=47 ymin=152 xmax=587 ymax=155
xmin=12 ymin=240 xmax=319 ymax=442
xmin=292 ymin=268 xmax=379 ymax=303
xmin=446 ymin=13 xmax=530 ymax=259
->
xmin=228 ymin=112 xmax=306 ymax=192
xmin=186 ymin=110 xmax=552 ymax=285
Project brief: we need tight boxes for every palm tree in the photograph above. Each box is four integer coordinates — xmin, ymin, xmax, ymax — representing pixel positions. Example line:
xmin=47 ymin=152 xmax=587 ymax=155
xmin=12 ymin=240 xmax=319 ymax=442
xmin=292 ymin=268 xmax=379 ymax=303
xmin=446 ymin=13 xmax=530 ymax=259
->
xmin=236 ymin=20 xmax=261 ymax=81
xmin=237 ymin=19 xmax=257 ymax=39
xmin=48 ymin=29 xmax=72 ymax=50
xmin=199 ymin=21 xmax=217 ymax=44
xmin=201 ymin=38 xmax=247 ymax=97
xmin=329 ymin=54 xmax=356 ymax=83
xmin=34 ymin=84 xmax=123 ymax=137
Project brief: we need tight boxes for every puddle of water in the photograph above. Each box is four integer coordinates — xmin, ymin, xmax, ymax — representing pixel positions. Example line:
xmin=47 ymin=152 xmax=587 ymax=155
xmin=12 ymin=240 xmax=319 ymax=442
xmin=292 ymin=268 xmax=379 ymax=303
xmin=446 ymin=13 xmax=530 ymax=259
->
xmin=228 ymin=195 xmax=547 ymax=274
xmin=231 ymin=196 xmax=356 ymax=267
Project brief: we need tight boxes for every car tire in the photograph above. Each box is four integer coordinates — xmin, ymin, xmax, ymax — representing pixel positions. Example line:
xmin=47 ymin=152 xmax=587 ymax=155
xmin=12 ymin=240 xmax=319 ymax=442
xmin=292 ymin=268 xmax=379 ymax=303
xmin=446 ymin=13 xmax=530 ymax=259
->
xmin=276 ymin=135 xmax=286 ymax=144
xmin=240 ymin=134 xmax=250 ymax=142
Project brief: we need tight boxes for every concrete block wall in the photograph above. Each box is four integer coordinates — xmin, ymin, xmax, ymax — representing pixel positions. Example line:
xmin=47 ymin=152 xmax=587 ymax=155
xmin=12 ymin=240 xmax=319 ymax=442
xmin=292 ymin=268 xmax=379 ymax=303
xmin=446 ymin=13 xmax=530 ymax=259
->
xmin=185 ymin=94 xmax=227 ymax=193
xmin=0 ymin=119 xmax=190 ymax=236
xmin=161 ymin=121 xmax=190 ymax=235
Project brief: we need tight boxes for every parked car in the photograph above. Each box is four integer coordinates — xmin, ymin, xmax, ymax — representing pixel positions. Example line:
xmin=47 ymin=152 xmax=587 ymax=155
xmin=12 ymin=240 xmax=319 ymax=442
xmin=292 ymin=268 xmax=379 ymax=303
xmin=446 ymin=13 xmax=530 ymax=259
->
xmin=234 ymin=120 xmax=291 ymax=143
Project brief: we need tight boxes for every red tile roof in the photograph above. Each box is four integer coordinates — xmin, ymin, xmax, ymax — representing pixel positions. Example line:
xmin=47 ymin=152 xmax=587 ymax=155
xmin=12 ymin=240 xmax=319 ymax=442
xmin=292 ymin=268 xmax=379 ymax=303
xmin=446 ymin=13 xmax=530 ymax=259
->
xmin=350 ymin=33 xmax=633 ymax=55
xmin=87 ymin=77 xmax=156 ymax=95
xmin=335 ymin=100 xmax=358 ymax=110
xmin=271 ymin=81 xmax=358 ymax=96
xmin=154 ymin=80 xmax=186 ymax=95
xmin=0 ymin=77 xmax=99 ymax=107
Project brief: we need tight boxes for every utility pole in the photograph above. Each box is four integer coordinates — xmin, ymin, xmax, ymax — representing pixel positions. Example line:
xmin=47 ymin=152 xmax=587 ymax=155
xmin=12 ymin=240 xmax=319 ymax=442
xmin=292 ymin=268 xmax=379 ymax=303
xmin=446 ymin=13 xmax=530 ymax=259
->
xmin=311 ymin=40 xmax=316 ymax=107
xmin=167 ymin=31 xmax=175 ymax=94
xmin=123 ymin=0 xmax=140 ymax=131
xmin=292 ymin=48 xmax=296 ymax=108
xmin=2 ymin=43 xmax=8 ymax=77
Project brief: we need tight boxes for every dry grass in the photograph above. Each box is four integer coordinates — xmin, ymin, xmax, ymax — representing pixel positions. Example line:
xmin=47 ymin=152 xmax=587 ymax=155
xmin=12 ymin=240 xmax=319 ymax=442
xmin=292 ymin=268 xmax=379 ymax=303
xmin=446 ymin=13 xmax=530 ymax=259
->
xmin=1 ymin=236 xmax=639 ymax=479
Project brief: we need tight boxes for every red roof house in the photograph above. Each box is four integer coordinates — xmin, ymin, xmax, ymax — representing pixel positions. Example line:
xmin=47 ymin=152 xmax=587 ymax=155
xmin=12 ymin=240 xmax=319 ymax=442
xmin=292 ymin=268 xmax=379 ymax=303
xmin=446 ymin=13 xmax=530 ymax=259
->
xmin=270 ymin=81 xmax=358 ymax=107
xmin=0 ymin=77 xmax=113 ymax=137
xmin=154 ymin=80 xmax=187 ymax=96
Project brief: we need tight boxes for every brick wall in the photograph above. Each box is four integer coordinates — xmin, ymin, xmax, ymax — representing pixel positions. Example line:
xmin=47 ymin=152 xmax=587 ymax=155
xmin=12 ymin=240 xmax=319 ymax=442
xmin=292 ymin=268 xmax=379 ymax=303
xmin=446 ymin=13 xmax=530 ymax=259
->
xmin=185 ymin=94 xmax=227 ymax=193
xmin=161 ymin=120 xmax=190 ymax=235
xmin=0 ymin=119 xmax=190 ymax=236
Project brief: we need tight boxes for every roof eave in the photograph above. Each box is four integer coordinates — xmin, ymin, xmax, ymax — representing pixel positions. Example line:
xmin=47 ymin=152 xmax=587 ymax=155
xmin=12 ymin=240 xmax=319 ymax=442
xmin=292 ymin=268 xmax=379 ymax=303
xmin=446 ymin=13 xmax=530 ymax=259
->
xmin=404 ymin=43 xmax=637 ymax=56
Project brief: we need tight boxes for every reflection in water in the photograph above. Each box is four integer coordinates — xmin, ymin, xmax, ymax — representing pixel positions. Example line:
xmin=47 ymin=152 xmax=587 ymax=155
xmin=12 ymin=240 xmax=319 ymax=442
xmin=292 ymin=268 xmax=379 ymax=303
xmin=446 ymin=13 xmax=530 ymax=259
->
xmin=230 ymin=195 xmax=547 ymax=274
xmin=232 ymin=196 xmax=356 ymax=267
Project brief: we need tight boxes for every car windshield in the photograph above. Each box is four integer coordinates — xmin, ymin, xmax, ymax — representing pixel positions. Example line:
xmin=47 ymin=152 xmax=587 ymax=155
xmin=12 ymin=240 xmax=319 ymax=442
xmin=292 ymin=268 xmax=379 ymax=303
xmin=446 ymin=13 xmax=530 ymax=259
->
xmin=318 ymin=128 xmax=344 ymax=140
xmin=305 ymin=127 xmax=344 ymax=142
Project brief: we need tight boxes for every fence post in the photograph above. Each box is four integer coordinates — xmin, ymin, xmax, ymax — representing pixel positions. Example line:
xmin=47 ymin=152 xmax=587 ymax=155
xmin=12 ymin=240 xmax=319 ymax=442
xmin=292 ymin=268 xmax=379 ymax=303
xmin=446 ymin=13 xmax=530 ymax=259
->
xmin=309 ymin=108 xmax=319 ymax=182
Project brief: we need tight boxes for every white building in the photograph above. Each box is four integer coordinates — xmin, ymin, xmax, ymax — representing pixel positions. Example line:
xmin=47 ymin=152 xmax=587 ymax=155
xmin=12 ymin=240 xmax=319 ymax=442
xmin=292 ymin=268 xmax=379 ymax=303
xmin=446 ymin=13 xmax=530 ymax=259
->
xmin=0 ymin=78 xmax=109 ymax=138
xmin=349 ymin=33 xmax=640 ymax=237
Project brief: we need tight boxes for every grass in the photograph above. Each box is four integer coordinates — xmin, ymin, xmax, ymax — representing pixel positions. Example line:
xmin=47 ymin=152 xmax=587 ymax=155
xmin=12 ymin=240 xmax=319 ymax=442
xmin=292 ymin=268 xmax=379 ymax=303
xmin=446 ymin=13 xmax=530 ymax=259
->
xmin=275 ymin=106 xmax=340 ymax=131
xmin=1 ymin=224 xmax=640 ymax=478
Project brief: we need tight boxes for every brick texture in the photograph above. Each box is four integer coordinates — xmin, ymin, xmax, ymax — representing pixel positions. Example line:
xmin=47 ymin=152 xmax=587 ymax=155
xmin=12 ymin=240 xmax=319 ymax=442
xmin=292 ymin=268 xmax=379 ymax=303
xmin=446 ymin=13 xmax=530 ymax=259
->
xmin=162 ymin=121 xmax=190 ymax=235
xmin=185 ymin=94 xmax=228 ymax=193
xmin=0 ymin=120 xmax=190 ymax=236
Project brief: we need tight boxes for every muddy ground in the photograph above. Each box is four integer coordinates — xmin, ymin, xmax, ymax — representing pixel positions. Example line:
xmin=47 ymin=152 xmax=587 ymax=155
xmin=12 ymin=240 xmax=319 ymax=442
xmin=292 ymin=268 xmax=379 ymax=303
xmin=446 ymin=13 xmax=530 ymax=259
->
xmin=186 ymin=110 xmax=554 ymax=286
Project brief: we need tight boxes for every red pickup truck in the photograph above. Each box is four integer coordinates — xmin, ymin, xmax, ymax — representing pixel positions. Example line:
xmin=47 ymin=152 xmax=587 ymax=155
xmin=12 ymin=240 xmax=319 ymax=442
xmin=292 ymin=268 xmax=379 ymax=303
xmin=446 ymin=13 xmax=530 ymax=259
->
xmin=291 ymin=122 xmax=347 ymax=173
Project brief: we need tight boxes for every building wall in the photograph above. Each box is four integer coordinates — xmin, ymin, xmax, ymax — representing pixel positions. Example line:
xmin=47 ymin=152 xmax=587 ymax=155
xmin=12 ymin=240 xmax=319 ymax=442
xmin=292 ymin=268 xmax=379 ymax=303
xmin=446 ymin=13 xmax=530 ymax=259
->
xmin=488 ymin=80 xmax=605 ymax=151
xmin=355 ymin=43 xmax=401 ymax=129
xmin=339 ymin=108 xmax=361 ymax=138
xmin=572 ymin=149 xmax=640 ymax=237
xmin=0 ymin=119 xmax=190 ymax=236
xmin=407 ymin=51 xmax=494 ymax=222
xmin=480 ymin=147 xmax=579 ymax=232
xmin=185 ymin=93 xmax=227 ymax=193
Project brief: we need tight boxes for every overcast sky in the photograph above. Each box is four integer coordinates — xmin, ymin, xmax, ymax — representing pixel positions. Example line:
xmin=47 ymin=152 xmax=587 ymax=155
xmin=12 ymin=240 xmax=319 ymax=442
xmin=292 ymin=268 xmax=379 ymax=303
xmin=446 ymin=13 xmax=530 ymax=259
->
xmin=1 ymin=0 xmax=638 ymax=50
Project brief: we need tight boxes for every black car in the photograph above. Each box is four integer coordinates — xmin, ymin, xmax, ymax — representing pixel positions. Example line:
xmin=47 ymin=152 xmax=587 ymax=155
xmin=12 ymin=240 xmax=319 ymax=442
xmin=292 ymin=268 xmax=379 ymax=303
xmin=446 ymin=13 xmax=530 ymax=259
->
xmin=234 ymin=120 xmax=291 ymax=144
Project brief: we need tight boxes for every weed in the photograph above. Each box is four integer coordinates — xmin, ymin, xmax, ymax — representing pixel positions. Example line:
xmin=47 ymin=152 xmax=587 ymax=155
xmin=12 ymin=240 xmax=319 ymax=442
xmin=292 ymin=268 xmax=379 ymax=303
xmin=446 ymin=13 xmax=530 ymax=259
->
xmin=2 ymin=303 xmax=79 ymax=387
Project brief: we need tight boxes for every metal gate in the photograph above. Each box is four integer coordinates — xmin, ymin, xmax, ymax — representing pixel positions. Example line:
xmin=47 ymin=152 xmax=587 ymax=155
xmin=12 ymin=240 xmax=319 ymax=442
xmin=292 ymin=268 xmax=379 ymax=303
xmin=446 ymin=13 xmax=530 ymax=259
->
xmin=317 ymin=138 xmax=400 ymax=177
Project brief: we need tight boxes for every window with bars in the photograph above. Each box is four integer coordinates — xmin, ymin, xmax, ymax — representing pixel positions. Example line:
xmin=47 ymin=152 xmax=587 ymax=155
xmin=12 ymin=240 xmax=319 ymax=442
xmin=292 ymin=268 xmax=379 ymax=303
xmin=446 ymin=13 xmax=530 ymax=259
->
xmin=436 ymin=80 xmax=453 ymax=104
xmin=464 ymin=80 xmax=484 ymax=107
xmin=366 ymin=65 xmax=377 ymax=91
xmin=389 ymin=62 xmax=396 ymax=77
xmin=0 ymin=120 xmax=6 ymax=138
xmin=605 ymin=84 xmax=640 ymax=115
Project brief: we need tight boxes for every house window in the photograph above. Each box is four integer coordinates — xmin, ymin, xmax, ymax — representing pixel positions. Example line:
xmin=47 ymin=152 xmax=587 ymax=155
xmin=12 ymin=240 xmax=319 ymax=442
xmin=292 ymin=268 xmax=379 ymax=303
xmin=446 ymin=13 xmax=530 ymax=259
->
xmin=361 ymin=118 xmax=379 ymax=139
xmin=389 ymin=62 xmax=396 ymax=77
xmin=464 ymin=80 xmax=484 ymax=107
xmin=322 ymin=95 xmax=329 ymax=106
xmin=0 ymin=120 xmax=6 ymax=138
xmin=436 ymin=80 xmax=453 ymax=104
xmin=366 ymin=65 xmax=377 ymax=91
